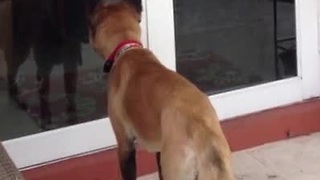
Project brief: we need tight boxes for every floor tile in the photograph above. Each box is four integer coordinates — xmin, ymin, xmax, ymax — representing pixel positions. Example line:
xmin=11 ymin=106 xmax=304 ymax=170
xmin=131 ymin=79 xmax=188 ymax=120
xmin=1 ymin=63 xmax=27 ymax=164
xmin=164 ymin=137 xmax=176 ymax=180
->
xmin=246 ymin=137 xmax=305 ymax=179
xmin=232 ymin=151 xmax=284 ymax=180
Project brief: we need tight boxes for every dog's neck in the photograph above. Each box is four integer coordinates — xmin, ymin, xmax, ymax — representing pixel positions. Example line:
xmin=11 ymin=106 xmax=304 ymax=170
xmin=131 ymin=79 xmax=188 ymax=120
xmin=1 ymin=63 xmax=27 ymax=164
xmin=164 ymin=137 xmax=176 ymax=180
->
xmin=103 ymin=40 xmax=142 ymax=73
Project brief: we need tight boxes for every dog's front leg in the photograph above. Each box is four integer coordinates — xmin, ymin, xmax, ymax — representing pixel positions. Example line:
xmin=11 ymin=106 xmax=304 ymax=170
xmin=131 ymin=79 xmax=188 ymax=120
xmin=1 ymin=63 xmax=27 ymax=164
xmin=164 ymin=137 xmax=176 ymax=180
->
xmin=156 ymin=152 xmax=163 ymax=180
xmin=110 ymin=115 xmax=137 ymax=180
xmin=36 ymin=68 xmax=52 ymax=129
xmin=118 ymin=140 xmax=136 ymax=180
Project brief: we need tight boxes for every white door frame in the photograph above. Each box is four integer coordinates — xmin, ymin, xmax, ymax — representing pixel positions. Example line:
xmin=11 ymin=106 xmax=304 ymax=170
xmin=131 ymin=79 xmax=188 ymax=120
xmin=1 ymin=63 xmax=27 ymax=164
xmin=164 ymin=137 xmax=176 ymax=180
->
xmin=4 ymin=0 xmax=320 ymax=169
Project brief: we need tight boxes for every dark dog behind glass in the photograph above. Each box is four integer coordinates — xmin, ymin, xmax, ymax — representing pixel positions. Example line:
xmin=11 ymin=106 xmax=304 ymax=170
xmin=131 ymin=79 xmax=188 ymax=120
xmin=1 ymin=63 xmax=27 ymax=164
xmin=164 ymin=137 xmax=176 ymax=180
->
xmin=5 ymin=0 xmax=98 ymax=129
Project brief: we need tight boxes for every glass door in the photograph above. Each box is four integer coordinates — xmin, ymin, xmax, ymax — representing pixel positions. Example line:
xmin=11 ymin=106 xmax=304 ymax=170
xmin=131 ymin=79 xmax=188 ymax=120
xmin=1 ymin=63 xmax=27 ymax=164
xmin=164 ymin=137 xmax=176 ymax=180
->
xmin=148 ymin=0 xmax=319 ymax=120
xmin=0 ymin=0 xmax=148 ymax=168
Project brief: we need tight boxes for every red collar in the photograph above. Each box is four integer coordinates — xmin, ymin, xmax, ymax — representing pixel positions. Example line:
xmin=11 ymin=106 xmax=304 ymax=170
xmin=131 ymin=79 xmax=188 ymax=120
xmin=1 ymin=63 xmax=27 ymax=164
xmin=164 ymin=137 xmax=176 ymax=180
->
xmin=103 ymin=40 xmax=143 ymax=73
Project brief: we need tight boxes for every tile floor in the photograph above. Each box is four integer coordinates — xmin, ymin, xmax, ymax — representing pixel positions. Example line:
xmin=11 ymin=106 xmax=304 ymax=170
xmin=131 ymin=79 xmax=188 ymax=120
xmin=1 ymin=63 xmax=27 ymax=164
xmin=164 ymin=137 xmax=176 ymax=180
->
xmin=138 ymin=132 xmax=320 ymax=180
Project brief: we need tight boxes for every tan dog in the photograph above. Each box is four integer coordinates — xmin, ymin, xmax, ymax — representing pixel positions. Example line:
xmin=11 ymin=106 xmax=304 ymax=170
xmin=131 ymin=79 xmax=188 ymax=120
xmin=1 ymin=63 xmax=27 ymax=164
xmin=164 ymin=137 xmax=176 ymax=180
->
xmin=89 ymin=0 xmax=234 ymax=179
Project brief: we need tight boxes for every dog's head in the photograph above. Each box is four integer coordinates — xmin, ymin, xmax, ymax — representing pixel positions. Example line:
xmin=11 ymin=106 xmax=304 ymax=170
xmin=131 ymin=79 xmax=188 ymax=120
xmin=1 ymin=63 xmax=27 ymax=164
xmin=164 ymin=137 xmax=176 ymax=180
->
xmin=89 ymin=0 xmax=142 ymax=58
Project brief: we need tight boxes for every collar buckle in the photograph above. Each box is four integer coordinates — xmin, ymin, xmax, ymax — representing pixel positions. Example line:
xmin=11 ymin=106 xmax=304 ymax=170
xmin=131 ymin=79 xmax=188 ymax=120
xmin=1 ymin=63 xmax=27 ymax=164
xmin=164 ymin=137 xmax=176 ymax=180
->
xmin=103 ymin=59 xmax=114 ymax=73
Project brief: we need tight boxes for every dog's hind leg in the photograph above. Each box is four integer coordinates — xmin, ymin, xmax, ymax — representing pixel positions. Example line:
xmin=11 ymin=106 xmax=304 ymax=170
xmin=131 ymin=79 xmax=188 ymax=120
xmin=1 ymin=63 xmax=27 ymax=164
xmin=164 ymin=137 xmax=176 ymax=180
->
xmin=161 ymin=144 xmax=198 ymax=180
xmin=6 ymin=36 xmax=29 ymax=110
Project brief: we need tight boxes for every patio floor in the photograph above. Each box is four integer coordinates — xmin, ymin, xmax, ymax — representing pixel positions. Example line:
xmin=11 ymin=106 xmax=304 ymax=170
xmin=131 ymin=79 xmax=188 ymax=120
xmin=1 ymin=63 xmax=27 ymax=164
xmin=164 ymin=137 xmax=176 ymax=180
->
xmin=139 ymin=132 xmax=320 ymax=180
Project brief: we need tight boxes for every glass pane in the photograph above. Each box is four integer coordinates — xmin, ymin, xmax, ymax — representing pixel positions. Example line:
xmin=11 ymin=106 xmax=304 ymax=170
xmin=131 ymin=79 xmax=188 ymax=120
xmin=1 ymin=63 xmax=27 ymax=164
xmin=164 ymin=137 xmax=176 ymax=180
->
xmin=174 ymin=0 xmax=296 ymax=94
xmin=0 ymin=0 xmax=106 ymax=140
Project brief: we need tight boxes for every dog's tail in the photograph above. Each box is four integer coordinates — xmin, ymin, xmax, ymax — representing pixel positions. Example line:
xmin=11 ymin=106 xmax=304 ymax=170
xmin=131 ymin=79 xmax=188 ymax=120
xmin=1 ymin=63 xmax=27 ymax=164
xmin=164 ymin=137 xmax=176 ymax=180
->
xmin=195 ymin=138 xmax=234 ymax=180
xmin=192 ymin=120 xmax=234 ymax=180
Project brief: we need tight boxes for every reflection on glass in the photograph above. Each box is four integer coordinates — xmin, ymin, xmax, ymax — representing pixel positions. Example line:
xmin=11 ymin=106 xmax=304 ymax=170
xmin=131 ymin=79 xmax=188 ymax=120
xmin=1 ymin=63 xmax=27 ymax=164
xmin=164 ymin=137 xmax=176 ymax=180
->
xmin=0 ymin=0 xmax=106 ymax=139
xmin=174 ymin=0 xmax=296 ymax=94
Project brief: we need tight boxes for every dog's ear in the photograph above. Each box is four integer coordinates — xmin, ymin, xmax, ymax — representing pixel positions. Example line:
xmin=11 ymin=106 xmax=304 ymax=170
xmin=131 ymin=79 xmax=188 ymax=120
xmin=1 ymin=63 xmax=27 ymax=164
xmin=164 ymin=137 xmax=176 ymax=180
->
xmin=124 ymin=0 xmax=142 ymax=13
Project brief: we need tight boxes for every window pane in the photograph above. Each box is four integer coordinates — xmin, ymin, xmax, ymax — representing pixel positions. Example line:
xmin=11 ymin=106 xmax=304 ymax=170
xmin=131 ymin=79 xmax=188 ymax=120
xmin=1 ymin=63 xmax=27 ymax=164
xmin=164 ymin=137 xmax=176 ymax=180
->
xmin=0 ymin=0 xmax=106 ymax=139
xmin=174 ymin=0 xmax=296 ymax=94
